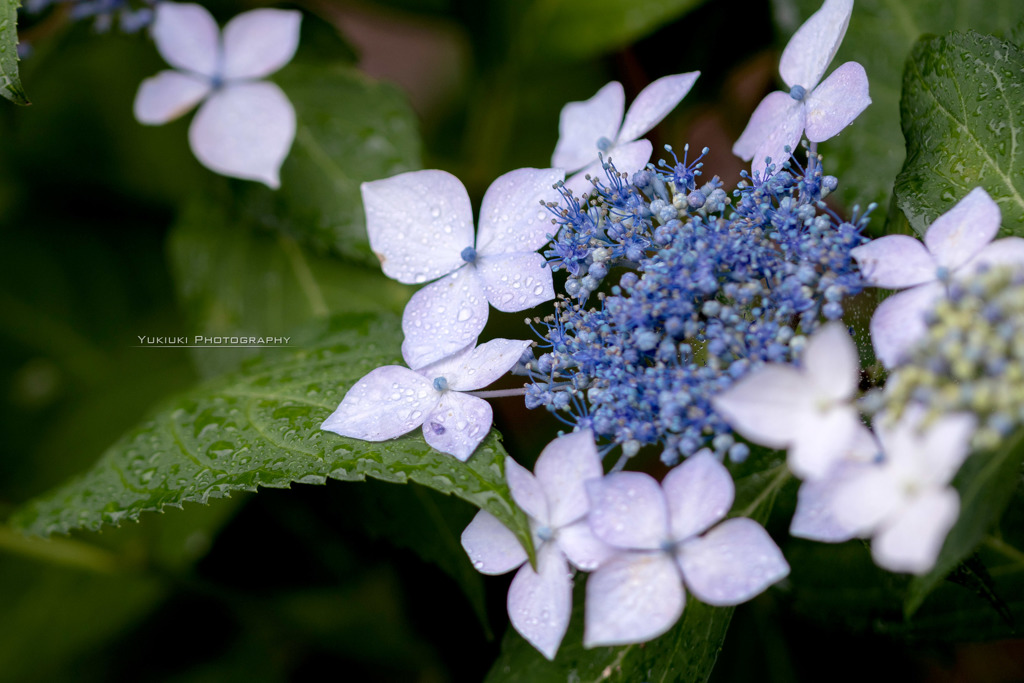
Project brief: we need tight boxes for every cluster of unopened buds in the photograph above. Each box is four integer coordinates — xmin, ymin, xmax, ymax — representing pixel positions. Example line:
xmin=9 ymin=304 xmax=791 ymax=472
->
xmin=313 ymin=0 xmax=1024 ymax=659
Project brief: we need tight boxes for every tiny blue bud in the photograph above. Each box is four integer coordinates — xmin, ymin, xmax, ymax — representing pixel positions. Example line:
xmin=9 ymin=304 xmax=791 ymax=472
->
xmin=597 ymin=136 xmax=613 ymax=152
xmin=789 ymin=84 xmax=807 ymax=101
xmin=460 ymin=246 xmax=477 ymax=263
xmin=433 ymin=377 xmax=449 ymax=392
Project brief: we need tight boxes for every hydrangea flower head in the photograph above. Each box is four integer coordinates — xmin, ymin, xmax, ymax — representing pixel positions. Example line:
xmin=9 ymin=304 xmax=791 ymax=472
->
xmin=732 ymin=0 xmax=870 ymax=175
xmin=552 ymin=73 xmax=699 ymax=194
xmin=583 ymin=452 xmax=789 ymax=647
xmin=361 ymin=168 xmax=563 ymax=368
xmin=460 ymin=430 xmax=611 ymax=659
xmin=134 ymin=2 xmax=301 ymax=187
xmin=831 ymin=406 xmax=976 ymax=574
xmin=321 ymin=338 xmax=531 ymax=460
xmin=852 ymin=187 xmax=1024 ymax=367
xmin=711 ymin=322 xmax=863 ymax=479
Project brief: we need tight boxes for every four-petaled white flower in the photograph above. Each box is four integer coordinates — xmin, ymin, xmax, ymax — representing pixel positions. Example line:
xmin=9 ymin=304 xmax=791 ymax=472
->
xmin=361 ymin=168 xmax=563 ymax=369
xmin=321 ymin=337 xmax=531 ymax=460
xmin=711 ymin=322 xmax=862 ymax=480
xmin=552 ymin=73 xmax=699 ymax=195
xmin=830 ymin=406 xmax=976 ymax=574
xmin=583 ymin=451 xmax=789 ymax=647
xmin=461 ymin=430 xmax=612 ymax=660
xmin=732 ymin=0 xmax=870 ymax=176
xmin=134 ymin=2 xmax=301 ymax=188
xmin=851 ymin=187 xmax=1024 ymax=367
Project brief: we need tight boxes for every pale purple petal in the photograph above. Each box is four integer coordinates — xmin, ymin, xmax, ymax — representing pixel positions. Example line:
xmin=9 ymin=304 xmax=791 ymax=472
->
xmin=551 ymin=81 xmax=625 ymax=173
xmin=422 ymin=338 xmax=531 ymax=392
xmin=508 ymin=545 xmax=573 ymax=660
xmin=221 ymin=9 xmax=301 ymax=80
xmin=869 ymin=283 xmax=943 ymax=368
xmin=505 ymin=456 xmax=549 ymax=524
xmin=476 ymin=168 xmax=564 ymax=254
xmin=733 ymin=91 xmax=801 ymax=163
xmin=563 ymin=139 xmax=654 ymax=197
xmin=678 ymin=518 xmax=789 ymax=606
xmin=789 ymin=406 xmax=861 ymax=480
xmin=804 ymin=62 xmax=871 ymax=142
xmin=583 ymin=553 xmax=684 ymax=647
xmin=188 ymin=82 xmax=295 ymax=188
xmin=477 ymin=252 xmax=555 ymax=313
xmin=461 ymin=509 xmax=528 ymax=575
xmin=711 ymin=364 xmax=810 ymax=449
xmin=750 ymin=102 xmax=806 ymax=177
xmin=617 ymin=71 xmax=699 ymax=144
xmin=962 ymin=237 xmax=1024 ymax=275
xmin=320 ymin=366 xmax=436 ymax=440
xmin=872 ymin=488 xmax=959 ymax=575
xmin=534 ymin=430 xmax=604 ymax=529
xmin=925 ymin=186 xmax=1001 ymax=270
xmin=779 ymin=0 xmax=853 ymax=89
xmin=401 ymin=270 xmax=488 ymax=369
xmin=151 ymin=2 xmax=220 ymax=77
xmin=662 ymin=452 xmax=734 ymax=542
xmin=831 ymin=465 xmax=904 ymax=536
xmin=851 ymin=234 xmax=937 ymax=289
xmin=790 ymin=460 xmax=871 ymax=542
xmin=557 ymin=519 xmax=615 ymax=571
xmin=361 ymin=170 xmax=473 ymax=285
xmin=422 ymin=392 xmax=492 ymax=461
xmin=586 ymin=472 xmax=667 ymax=551
xmin=878 ymin=408 xmax=976 ymax=488
xmin=134 ymin=70 xmax=210 ymax=125
xmin=803 ymin=322 xmax=859 ymax=402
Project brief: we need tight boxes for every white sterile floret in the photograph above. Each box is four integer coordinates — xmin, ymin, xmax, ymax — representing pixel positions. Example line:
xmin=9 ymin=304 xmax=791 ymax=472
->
xmin=134 ymin=2 xmax=301 ymax=187
xmin=851 ymin=187 xmax=1024 ymax=367
xmin=320 ymin=338 xmax=531 ymax=461
xmin=460 ymin=431 xmax=612 ymax=660
xmin=710 ymin=322 xmax=862 ymax=480
xmin=830 ymin=406 xmax=976 ymax=574
xmin=732 ymin=0 xmax=870 ymax=176
xmin=361 ymin=168 xmax=564 ymax=369
xmin=582 ymin=452 xmax=789 ymax=647
xmin=552 ymin=72 xmax=699 ymax=195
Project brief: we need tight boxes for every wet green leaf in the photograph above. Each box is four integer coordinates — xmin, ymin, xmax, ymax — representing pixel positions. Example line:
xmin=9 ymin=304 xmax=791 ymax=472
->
xmin=10 ymin=313 xmax=532 ymax=561
xmin=778 ymin=0 xmax=1022 ymax=216
xmin=895 ymin=30 xmax=1024 ymax=235
xmin=905 ymin=427 xmax=1024 ymax=615
xmin=0 ymin=0 xmax=27 ymax=105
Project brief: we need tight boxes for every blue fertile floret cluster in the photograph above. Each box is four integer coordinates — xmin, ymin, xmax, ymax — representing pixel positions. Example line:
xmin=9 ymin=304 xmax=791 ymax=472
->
xmin=525 ymin=151 xmax=869 ymax=465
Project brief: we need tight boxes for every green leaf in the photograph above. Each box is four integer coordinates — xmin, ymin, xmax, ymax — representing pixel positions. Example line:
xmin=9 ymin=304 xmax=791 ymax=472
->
xmin=905 ymin=427 xmax=1024 ymax=615
xmin=485 ymin=451 xmax=787 ymax=683
xmin=169 ymin=196 xmax=409 ymax=378
xmin=895 ymin=30 xmax=1024 ymax=235
xmin=0 ymin=0 xmax=28 ymax=105
xmin=776 ymin=0 xmax=1023 ymax=217
xmin=9 ymin=313 xmax=533 ymax=561
xmin=517 ymin=0 xmax=709 ymax=62
xmin=240 ymin=63 xmax=422 ymax=265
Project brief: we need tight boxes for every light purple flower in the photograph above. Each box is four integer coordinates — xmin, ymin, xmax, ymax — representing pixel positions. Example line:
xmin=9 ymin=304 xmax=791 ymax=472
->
xmin=321 ymin=338 xmax=531 ymax=460
xmin=361 ymin=168 xmax=563 ymax=369
xmin=460 ymin=430 xmax=612 ymax=659
xmin=583 ymin=452 xmax=789 ymax=647
xmin=852 ymin=187 xmax=1024 ymax=367
xmin=711 ymin=322 xmax=862 ymax=480
xmin=134 ymin=2 xmax=301 ymax=187
xmin=789 ymin=423 xmax=878 ymax=542
xmin=830 ymin=406 xmax=976 ymax=574
xmin=732 ymin=0 xmax=870 ymax=176
xmin=552 ymin=73 xmax=699 ymax=195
